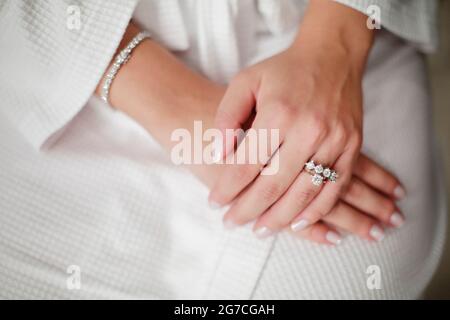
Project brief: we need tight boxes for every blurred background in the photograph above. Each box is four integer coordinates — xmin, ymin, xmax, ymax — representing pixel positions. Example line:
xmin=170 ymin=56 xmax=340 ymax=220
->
xmin=424 ymin=0 xmax=450 ymax=299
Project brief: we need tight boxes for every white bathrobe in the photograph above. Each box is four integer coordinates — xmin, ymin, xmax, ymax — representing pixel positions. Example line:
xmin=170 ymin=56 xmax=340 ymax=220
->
xmin=0 ymin=0 xmax=446 ymax=299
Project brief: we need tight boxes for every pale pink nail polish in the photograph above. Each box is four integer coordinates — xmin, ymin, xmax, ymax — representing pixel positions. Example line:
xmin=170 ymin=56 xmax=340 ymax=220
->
xmin=326 ymin=231 xmax=342 ymax=245
xmin=255 ymin=226 xmax=273 ymax=239
xmin=223 ymin=219 xmax=236 ymax=230
xmin=394 ymin=185 xmax=406 ymax=200
xmin=369 ymin=225 xmax=385 ymax=242
xmin=209 ymin=199 xmax=222 ymax=210
xmin=291 ymin=219 xmax=309 ymax=232
xmin=390 ymin=212 xmax=405 ymax=228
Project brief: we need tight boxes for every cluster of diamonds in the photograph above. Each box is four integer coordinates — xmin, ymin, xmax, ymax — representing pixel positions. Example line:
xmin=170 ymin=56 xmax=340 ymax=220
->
xmin=305 ymin=160 xmax=338 ymax=186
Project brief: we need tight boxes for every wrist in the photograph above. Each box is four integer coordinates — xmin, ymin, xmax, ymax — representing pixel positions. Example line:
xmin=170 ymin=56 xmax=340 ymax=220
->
xmin=291 ymin=0 xmax=374 ymax=77
xmin=95 ymin=22 xmax=141 ymax=98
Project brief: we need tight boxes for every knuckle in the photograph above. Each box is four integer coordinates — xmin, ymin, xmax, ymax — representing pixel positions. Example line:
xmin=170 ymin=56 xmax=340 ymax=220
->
xmin=232 ymin=165 xmax=255 ymax=183
xmin=264 ymin=110 xmax=287 ymax=130
xmin=260 ymin=181 xmax=283 ymax=203
xmin=314 ymin=209 xmax=328 ymax=218
xmin=273 ymin=102 xmax=299 ymax=120
xmin=311 ymin=112 xmax=327 ymax=129
xmin=309 ymin=110 xmax=325 ymax=124
xmin=292 ymin=187 xmax=315 ymax=208
xmin=308 ymin=115 xmax=328 ymax=144
xmin=308 ymin=129 xmax=325 ymax=148
xmin=231 ymin=71 xmax=250 ymax=85
xmin=333 ymin=123 xmax=348 ymax=145
xmin=349 ymin=132 xmax=363 ymax=151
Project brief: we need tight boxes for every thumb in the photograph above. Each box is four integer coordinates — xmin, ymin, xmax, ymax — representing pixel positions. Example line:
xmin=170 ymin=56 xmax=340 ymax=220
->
xmin=213 ymin=74 xmax=256 ymax=162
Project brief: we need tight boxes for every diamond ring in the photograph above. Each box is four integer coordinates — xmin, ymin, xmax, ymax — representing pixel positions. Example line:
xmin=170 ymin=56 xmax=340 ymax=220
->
xmin=304 ymin=160 xmax=339 ymax=186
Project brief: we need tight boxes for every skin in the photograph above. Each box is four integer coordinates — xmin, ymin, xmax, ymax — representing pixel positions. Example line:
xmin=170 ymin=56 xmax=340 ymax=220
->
xmin=208 ymin=0 xmax=402 ymax=240
xmin=96 ymin=8 xmax=406 ymax=245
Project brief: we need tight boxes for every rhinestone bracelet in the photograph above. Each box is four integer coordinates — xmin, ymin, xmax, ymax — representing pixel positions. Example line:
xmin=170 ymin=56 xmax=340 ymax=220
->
xmin=100 ymin=31 xmax=151 ymax=104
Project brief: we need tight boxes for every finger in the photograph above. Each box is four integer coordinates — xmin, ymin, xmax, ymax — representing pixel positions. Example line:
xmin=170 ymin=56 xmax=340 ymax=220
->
xmin=323 ymin=202 xmax=386 ymax=242
xmin=209 ymin=111 xmax=283 ymax=208
xmin=289 ymin=141 xmax=355 ymax=232
xmin=289 ymin=222 xmax=342 ymax=246
xmin=213 ymin=73 xmax=257 ymax=161
xmin=251 ymin=125 xmax=347 ymax=234
xmin=223 ymin=136 xmax=314 ymax=230
xmin=342 ymin=177 xmax=405 ymax=228
xmin=250 ymin=167 xmax=321 ymax=236
xmin=354 ymin=154 xmax=406 ymax=200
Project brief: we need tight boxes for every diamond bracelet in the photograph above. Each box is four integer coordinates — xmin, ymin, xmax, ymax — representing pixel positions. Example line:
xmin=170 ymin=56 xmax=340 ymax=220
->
xmin=100 ymin=31 xmax=151 ymax=104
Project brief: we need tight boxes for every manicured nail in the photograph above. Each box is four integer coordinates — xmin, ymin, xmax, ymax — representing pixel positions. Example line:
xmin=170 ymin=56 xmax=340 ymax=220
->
xmin=223 ymin=219 xmax=236 ymax=230
xmin=291 ymin=219 xmax=309 ymax=232
xmin=325 ymin=231 xmax=342 ymax=245
xmin=390 ymin=212 xmax=405 ymax=228
xmin=369 ymin=225 xmax=385 ymax=242
xmin=212 ymin=138 xmax=223 ymax=163
xmin=255 ymin=226 xmax=273 ymax=239
xmin=209 ymin=199 xmax=222 ymax=210
xmin=394 ymin=185 xmax=406 ymax=200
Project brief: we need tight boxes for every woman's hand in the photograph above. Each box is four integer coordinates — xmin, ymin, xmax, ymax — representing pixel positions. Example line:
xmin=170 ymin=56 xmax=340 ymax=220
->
xmin=266 ymin=154 xmax=406 ymax=245
xmin=208 ymin=0 xmax=377 ymax=237
xmin=100 ymin=21 xmax=405 ymax=246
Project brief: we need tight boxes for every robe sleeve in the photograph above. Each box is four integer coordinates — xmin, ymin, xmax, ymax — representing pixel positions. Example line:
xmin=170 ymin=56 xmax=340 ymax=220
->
xmin=0 ymin=0 xmax=139 ymax=149
xmin=334 ymin=0 xmax=438 ymax=52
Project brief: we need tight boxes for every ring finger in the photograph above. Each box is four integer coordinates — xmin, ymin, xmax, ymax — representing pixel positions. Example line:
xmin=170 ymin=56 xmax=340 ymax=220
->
xmin=253 ymin=140 xmax=345 ymax=235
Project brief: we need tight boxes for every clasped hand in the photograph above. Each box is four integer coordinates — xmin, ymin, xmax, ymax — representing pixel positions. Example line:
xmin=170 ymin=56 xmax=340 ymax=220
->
xmin=208 ymin=34 xmax=405 ymax=245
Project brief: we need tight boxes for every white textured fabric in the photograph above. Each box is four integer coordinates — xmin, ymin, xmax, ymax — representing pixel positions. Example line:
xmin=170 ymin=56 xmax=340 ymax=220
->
xmin=0 ymin=0 xmax=446 ymax=299
xmin=0 ymin=0 xmax=139 ymax=150
xmin=333 ymin=0 xmax=438 ymax=53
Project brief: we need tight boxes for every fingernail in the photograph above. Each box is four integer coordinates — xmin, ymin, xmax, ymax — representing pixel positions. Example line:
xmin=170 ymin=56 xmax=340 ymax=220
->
xmin=291 ymin=219 xmax=309 ymax=232
xmin=223 ymin=219 xmax=237 ymax=230
xmin=255 ymin=226 xmax=273 ymax=239
xmin=325 ymin=231 xmax=342 ymax=245
xmin=390 ymin=212 xmax=405 ymax=228
xmin=369 ymin=225 xmax=385 ymax=242
xmin=394 ymin=185 xmax=406 ymax=200
xmin=212 ymin=138 xmax=223 ymax=163
xmin=209 ymin=199 xmax=223 ymax=210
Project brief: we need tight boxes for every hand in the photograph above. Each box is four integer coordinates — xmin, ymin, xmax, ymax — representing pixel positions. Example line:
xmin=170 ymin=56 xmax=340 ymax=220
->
xmin=269 ymin=154 xmax=406 ymax=245
xmin=102 ymin=22 xmax=405 ymax=247
xmin=161 ymin=79 xmax=405 ymax=245
xmin=208 ymin=1 xmax=376 ymax=237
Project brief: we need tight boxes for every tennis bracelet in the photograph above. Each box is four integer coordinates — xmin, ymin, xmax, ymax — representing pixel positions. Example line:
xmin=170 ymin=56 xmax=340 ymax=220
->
xmin=100 ymin=31 xmax=151 ymax=104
